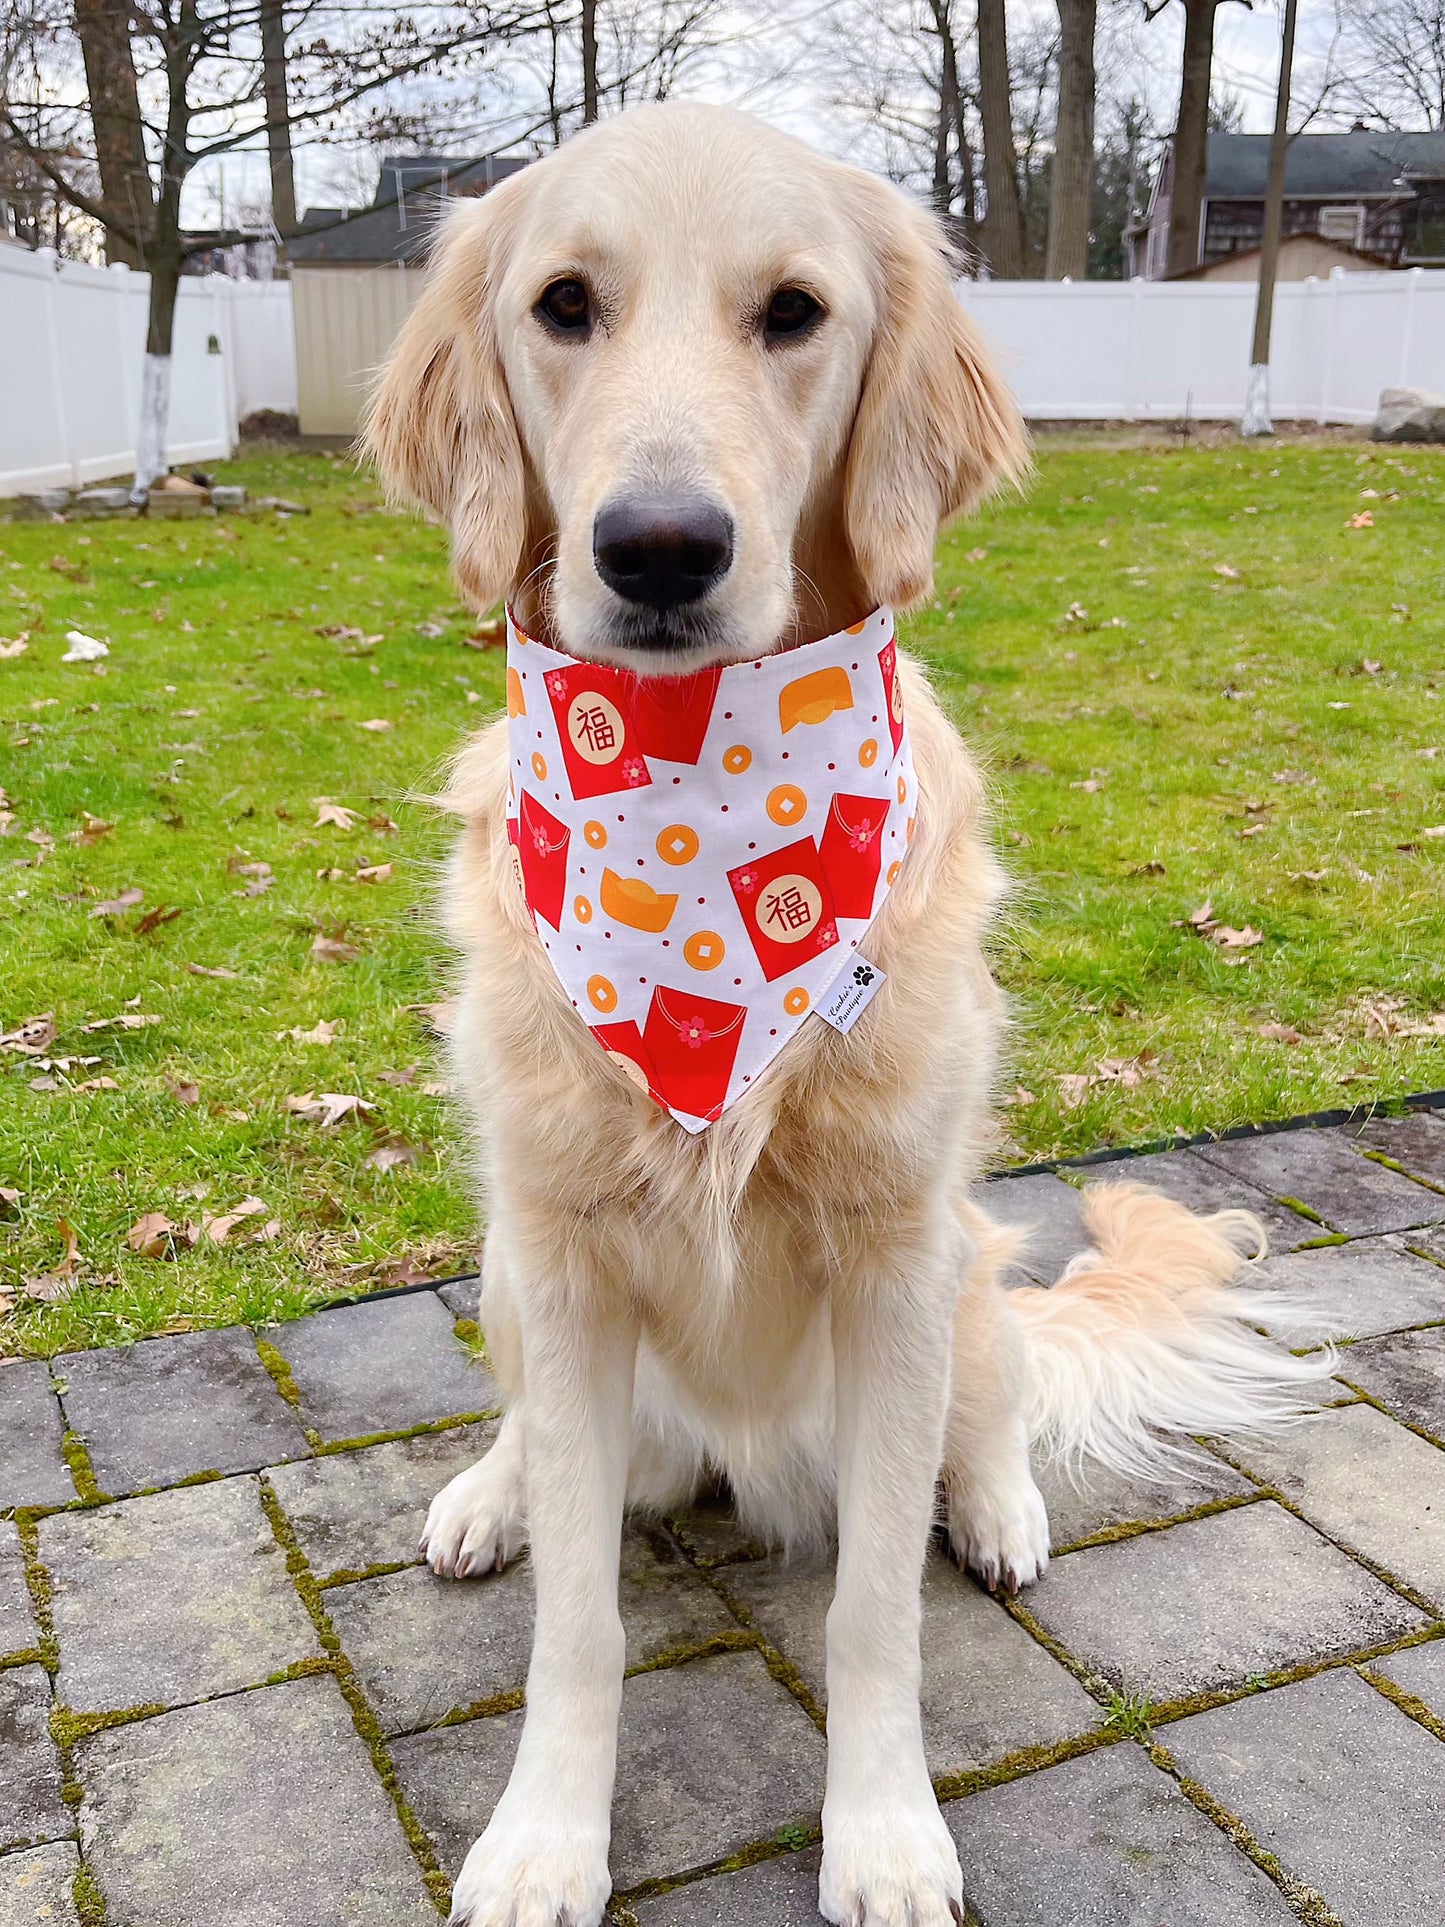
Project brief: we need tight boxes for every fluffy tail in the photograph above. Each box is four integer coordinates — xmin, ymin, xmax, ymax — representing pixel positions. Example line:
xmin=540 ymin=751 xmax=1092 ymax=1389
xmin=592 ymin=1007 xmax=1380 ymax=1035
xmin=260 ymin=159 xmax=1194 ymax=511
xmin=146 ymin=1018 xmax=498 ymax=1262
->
xmin=1008 ymin=1182 xmax=1335 ymax=1480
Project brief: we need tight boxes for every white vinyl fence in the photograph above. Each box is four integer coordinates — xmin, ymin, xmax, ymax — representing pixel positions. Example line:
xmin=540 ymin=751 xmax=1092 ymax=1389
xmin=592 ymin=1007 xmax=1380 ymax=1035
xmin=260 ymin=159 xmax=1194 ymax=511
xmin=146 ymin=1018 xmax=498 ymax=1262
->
xmin=960 ymin=267 xmax=1445 ymax=424
xmin=0 ymin=246 xmax=296 ymax=495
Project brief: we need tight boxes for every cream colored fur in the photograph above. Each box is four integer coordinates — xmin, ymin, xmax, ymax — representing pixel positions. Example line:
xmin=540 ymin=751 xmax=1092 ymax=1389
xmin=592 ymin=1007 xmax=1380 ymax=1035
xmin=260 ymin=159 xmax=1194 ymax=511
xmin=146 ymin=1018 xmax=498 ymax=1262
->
xmin=364 ymin=101 xmax=1332 ymax=1927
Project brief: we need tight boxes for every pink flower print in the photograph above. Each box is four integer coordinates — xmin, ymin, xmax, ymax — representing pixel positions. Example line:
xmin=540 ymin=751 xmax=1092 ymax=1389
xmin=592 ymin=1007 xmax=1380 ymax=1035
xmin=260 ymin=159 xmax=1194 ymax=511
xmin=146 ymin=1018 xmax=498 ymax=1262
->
xmin=545 ymin=670 xmax=568 ymax=697
xmin=848 ymin=816 xmax=877 ymax=852
xmin=734 ymin=867 xmax=758 ymax=895
xmin=816 ymin=920 xmax=837 ymax=946
xmin=531 ymin=826 xmax=549 ymax=856
xmin=679 ymin=1014 xmax=713 ymax=1049
xmin=622 ymin=756 xmax=648 ymax=787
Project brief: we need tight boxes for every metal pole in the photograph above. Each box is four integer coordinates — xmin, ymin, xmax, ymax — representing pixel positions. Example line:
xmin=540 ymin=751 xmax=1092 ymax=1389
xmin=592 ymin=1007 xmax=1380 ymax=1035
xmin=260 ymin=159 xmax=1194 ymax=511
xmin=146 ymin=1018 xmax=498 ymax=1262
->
xmin=1241 ymin=0 xmax=1299 ymax=437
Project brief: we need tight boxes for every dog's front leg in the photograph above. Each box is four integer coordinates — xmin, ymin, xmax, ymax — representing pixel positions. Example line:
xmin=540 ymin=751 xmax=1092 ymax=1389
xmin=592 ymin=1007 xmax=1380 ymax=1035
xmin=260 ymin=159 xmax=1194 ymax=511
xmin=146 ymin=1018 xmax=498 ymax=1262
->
xmin=447 ymin=1270 xmax=637 ymax=1927
xmin=820 ymin=1218 xmax=964 ymax=1927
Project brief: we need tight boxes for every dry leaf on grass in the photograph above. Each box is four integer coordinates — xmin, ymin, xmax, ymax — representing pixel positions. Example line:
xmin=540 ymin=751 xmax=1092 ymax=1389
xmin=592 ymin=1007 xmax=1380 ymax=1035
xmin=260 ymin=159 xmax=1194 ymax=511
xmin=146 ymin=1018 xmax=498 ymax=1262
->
xmin=311 ymin=932 xmax=360 ymax=964
xmin=21 ymin=1217 xmax=82 ymax=1302
xmin=126 ymin=1211 xmax=176 ymax=1258
xmin=365 ymin=1138 xmax=419 ymax=1172
xmin=377 ymin=1065 xmax=418 ymax=1086
xmin=313 ymin=799 xmax=359 ymax=831
xmin=358 ymin=718 xmax=392 ymax=733
xmin=81 ymin=1013 xmax=160 ymax=1032
xmin=1057 ymin=1073 xmax=1094 ymax=1109
xmin=1348 ymin=510 xmax=1375 ymax=529
xmin=283 ymin=1091 xmax=376 ymax=1127
xmin=462 ymin=617 xmax=506 ymax=649
xmin=1213 ymin=563 xmax=1242 ymax=579
xmin=0 ymin=1186 xmax=20 ymax=1213
xmin=407 ymin=1000 xmax=456 ymax=1035
xmin=187 ymin=962 xmax=239 ymax=979
xmin=73 ymin=1075 xmax=119 ymax=1092
xmin=1212 ymin=924 xmax=1264 ymax=950
xmin=0 ymin=635 xmax=28 ymax=659
xmin=355 ymin=862 xmax=393 ymax=883
xmin=1 ymin=1013 xmax=58 ymax=1054
xmin=134 ymin=905 xmax=182 ymax=934
xmin=167 ymin=1079 xmax=200 ymax=1104
xmin=369 ymin=813 xmax=400 ymax=836
xmin=71 ymin=813 xmax=115 ymax=845
xmin=201 ymin=1197 xmax=268 ymax=1244
xmin=90 ymin=887 xmax=143 ymax=917
xmin=284 ymin=1018 xmax=341 ymax=1045
xmin=1259 ymin=1023 xmax=1304 ymax=1045
xmin=1129 ymin=860 xmax=1166 ymax=877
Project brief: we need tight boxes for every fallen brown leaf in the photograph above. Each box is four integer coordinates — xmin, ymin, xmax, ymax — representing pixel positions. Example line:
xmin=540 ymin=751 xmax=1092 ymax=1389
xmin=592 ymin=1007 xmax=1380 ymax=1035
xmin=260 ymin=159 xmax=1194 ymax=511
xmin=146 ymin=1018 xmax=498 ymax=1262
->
xmin=126 ymin=1211 xmax=176 ymax=1258
xmin=1128 ymin=860 xmax=1166 ymax=877
xmin=365 ymin=1138 xmax=419 ymax=1172
xmin=283 ymin=1091 xmax=376 ymax=1127
xmin=1258 ymin=1022 xmax=1304 ymax=1045
xmin=355 ymin=862 xmax=393 ymax=883
xmin=188 ymin=962 xmax=239 ymax=979
xmin=358 ymin=718 xmax=393 ymax=733
xmin=82 ymin=1013 xmax=160 ymax=1032
xmin=368 ymin=814 xmax=400 ymax=835
xmin=313 ymin=799 xmax=359 ymax=831
xmin=201 ymin=1197 xmax=268 ymax=1244
xmin=1057 ymin=1073 xmax=1093 ymax=1109
xmin=90 ymin=887 xmax=144 ymax=917
xmin=73 ymin=1075 xmax=119 ymax=1092
xmin=167 ymin=1079 xmax=200 ymax=1105
xmin=462 ymin=617 xmax=506 ymax=649
xmin=1 ymin=1013 xmax=58 ymax=1055
xmin=71 ymin=813 xmax=115 ymax=845
xmin=1210 ymin=924 xmax=1264 ymax=950
xmin=285 ymin=1019 xmax=341 ymax=1046
xmin=311 ymin=933 xmax=359 ymax=964
xmin=134 ymin=905 xmax=183 ymax=935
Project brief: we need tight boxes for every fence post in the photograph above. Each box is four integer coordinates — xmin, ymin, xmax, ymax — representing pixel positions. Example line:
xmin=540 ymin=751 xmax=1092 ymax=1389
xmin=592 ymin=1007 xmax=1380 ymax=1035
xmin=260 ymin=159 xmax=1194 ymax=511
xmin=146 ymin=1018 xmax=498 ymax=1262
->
xmin=1399 ymin=266 xmax=1422 ymax=389
xmin=1126 ymin=276 xmax=1144 ymax=421
xmin=37 ymin=251 xmax=76 ymax=487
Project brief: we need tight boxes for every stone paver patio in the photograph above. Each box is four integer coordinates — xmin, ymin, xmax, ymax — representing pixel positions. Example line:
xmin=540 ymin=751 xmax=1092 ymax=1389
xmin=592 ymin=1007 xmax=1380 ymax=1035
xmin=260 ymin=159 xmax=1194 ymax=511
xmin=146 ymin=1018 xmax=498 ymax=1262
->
xmin=3 ymin=1113 xmax=1445 ymax=1926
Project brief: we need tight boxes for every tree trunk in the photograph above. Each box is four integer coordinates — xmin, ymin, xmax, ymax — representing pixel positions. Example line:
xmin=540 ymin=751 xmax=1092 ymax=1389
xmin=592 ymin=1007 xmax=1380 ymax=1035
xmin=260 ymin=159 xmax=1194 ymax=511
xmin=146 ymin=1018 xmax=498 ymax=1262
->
xmin=74 ymin=0 xmax=152 ymax=267
xmin=1166 ymin=0 xmax=1218 ymax=277
xmin=1242 ymin=0 xmax=1299 ymax=436
xmin=976 ymin=0 xmax=1024 ymax=276
xmin=260 ymin=0 xmax=296 ymax=237
xmin=1045 ymin=0 xmax=1097 ymax=278
xmin=581 ymin=0 xmax=599 ymax=123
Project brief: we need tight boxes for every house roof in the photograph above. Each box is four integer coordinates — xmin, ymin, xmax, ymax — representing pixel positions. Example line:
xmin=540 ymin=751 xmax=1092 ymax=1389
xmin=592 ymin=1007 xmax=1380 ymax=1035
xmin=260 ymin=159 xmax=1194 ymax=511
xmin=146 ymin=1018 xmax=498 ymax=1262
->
xmin=288 ymin=153 xmax=530 ymax=265
xmin=1168 ymin=232 xmax=1396 ymax=280
xmin=1204 ymin=130 xmax=1445 ymax=202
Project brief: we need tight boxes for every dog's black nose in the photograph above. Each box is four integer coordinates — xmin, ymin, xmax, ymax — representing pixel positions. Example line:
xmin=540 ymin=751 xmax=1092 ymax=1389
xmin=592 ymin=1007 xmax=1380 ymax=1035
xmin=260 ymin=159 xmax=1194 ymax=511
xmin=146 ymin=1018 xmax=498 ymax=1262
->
xmin=593 ymin=495 xmax=733 ymax=609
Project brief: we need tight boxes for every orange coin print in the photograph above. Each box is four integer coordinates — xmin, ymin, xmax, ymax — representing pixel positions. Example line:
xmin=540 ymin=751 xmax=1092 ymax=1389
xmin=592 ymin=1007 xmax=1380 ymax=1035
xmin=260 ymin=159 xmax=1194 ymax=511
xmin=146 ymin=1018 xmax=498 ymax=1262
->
xmin=723 ymin=744 xmax=752 ymax=774
xmin=858 ymin=737 xmax=878 ymax=769
xmin=587 ymin=975 xmax=618 ymax=1013
xmin=897 ymin=774 xmax=908 ymax=803
xmin=656 ymin=824 xmax=699 ymax=865
xmin=584 ymin=820 xmax=607 ymax=849
xmin=886 ymin=860 xmax=902 ymax=885
xmin=683 ymin=931 xmax=725 ymax=971
xmin=766 ymin=783 xmax=807 ymax=827
xmin=783 ymin=986 xmax=810 ymax=1015
xmin=531 ymin=751 xmax=547 ymax=781
xmin=574 ymin=895 xmax=593 ymax=923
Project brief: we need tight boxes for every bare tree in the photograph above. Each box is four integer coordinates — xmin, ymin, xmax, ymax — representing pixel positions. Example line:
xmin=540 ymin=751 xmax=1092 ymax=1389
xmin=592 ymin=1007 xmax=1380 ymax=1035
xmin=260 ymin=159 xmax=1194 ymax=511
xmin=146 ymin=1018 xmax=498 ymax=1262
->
xmin=1241 ymin=0 xmax=1298 ymax=435
xmin=1336 ymin=0 xmax=1445 ymax=129
xmin=1045 ymin=0 xmax=1095 ymax=276
xmin=259 ymin=0 xmax=294 ymax=235
xmin=581 ymin=0 xmax=598 ymax=121
xmin=1148 ymin=0 xmax=1250 ymax=278
xmin=978 ymin=0 xmax=1025 ymax=273
xmin=72 ymin=0 xmax=152 ymax=265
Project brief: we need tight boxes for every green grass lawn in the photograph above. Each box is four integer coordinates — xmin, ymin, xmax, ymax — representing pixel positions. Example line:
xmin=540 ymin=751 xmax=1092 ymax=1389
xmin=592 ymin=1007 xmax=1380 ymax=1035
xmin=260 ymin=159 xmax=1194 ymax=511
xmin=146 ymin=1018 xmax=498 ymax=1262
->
xmin=3 ymin=435 xmax=1444 ymax=1357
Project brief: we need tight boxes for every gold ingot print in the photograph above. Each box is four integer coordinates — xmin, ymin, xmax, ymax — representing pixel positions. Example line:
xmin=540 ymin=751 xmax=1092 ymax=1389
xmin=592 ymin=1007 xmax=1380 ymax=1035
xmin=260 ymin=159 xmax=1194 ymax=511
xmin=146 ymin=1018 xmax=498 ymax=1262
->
xmin=779 ymin=664 xmax=854 ymax=732
xmin=506 ymin=666 xmax=526 ymax=716
xmin=599 ymin=868 xmax=679 ymax=933
xmin=683 ymin=930 xmax=725 ymax=971
xmin=766 ymin=783 xmax=808 ymax=827
xmin=656 ymin=824 xmax=700 ymax=866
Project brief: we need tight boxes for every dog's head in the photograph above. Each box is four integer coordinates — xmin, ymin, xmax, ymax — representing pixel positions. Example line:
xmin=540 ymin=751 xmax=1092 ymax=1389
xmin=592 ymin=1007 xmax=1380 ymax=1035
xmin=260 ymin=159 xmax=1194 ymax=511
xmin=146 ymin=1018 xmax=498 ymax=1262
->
xmin=365 ymin=103 xmax=1025 ymax=669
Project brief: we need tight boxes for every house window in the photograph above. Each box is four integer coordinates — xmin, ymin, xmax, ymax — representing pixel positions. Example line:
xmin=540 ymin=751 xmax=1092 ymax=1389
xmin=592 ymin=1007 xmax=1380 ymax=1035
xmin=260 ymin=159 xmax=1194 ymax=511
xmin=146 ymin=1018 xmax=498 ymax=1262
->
xmin=1318 ymin=204 xmax=1362 ymax=247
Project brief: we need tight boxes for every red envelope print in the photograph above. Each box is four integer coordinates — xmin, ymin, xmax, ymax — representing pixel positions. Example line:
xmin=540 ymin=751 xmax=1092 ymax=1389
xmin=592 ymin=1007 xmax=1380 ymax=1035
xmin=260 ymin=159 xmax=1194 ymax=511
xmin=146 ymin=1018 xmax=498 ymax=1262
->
xmin=590 ymin=1019 xmax=660 ymax=1103
xmin=513 ymin=790 xmax=570 ymax=931
xmin=728 ymin=838 xmax=839 ymax=983
xmin=819 ymin=791 xmax=890 ymax=921
xmin=643 ymin=989 xmax=747 ymax=1122
xmin=544 ymin=663 xmax=652 ymax=799
xmin=628 ymin=666 xmax=722 ymax=766
xmin=878 ymin=634 xmax=905 ymax=754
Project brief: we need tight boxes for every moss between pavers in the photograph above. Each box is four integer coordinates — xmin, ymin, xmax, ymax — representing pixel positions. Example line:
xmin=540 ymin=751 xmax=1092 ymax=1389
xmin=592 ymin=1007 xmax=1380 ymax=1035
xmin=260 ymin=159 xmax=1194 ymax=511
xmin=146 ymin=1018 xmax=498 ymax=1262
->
xmin=72 ymin=1862 xmax=108 ymax=1926
xmin=313 ymin=1407 xmax=502 ymax=1456
xmin=1357 ymin=1651 xmax=1445 ymax=1744
xmin=1148 ymin=1740 xmax=1346 ymax=1927
xmin=257 ymin=1475 xmax=451 ymax=1916
xmin=1333 ymin=1377 xmax=1445 ymax=1456
xmin=16 ymin=1514 xmax=59 ymax=1676
xmin=1048 ymin=1487 xmax=1264 ymax=1557
xmin=1359 ymin=1149 xmax=1445 ymax=1198
xmin=59 ymin=1431 xmax=109 ymax=1507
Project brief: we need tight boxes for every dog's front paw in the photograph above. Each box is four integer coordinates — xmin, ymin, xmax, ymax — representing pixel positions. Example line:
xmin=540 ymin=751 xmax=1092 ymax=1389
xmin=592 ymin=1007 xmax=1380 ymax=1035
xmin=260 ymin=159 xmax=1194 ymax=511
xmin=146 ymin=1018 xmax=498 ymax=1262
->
xmin=422 ymin=1450 xmax=527 ymax=1580
xmin=944 ymin=1463 xmax=1050 ymax=1594
xmin=447 ymin=1818 xmax=610 ymax=1927
xmin=820 ymin=1797 xmax=964 ymax=1927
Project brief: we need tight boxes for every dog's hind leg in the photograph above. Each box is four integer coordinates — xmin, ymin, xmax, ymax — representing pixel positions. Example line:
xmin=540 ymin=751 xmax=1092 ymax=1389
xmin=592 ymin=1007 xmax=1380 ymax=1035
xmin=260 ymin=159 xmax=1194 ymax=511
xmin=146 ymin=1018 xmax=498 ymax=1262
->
xmin=422 ymin=1403 xmax=528 ymax=1578
xmin=941 ymin=1209 xmax=1051 ymax=1593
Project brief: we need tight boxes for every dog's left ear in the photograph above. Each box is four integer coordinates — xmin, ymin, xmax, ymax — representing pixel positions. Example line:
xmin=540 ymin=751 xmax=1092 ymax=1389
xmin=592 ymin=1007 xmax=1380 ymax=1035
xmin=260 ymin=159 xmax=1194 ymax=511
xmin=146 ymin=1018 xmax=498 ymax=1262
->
xmin=844 ymin=184 xmax=1028 ymax=610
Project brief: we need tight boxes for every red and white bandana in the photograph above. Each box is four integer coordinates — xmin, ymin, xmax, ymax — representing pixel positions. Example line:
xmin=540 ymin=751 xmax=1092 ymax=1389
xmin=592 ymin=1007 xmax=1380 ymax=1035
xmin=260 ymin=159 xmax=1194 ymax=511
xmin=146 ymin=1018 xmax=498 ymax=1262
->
xmin=505 ymin=605 xmax=916 ymax=1131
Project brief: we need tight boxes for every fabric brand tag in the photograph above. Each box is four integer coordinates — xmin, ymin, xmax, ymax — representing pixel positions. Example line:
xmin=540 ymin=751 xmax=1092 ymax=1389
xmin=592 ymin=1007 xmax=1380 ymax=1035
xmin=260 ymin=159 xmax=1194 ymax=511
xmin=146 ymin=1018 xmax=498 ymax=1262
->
xmin=818 ymin=955 xmax=886 ymax=1033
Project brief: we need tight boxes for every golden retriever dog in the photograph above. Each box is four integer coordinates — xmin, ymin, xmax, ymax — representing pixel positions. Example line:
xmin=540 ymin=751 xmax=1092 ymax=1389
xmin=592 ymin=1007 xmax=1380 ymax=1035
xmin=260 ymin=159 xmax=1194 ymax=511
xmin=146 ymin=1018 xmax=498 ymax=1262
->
xmin=365 ymin=102 xmax=1328 ymax=1927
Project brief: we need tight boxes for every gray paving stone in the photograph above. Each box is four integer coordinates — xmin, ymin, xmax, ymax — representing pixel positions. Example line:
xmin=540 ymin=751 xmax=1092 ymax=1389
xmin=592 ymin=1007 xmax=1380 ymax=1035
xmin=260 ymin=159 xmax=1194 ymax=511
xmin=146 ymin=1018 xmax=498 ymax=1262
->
xmin=1084 ymin=1149 xmax=1319 ymax=1254
xmin=1353 ymin=1111 xmax=1445 ymax=1187
xmin=0 ymin=1527 xmax=37 ymax=1659
xmin=947 ymin=1741 xmax=1297 ymax=1926
xmin=978 ymin=1173 xmax=1089 ymax=1284
xmin=42 ymin=1478 xmax=319 ymax=1713
xmin=267 ymin=1422 xmax=495 ymax=1577
xmin=75 ymin=1675 xmax=436 ymax=1927
xmin=1166 ymin=1667 xmax=1445 ymax=1927
xmin=1231 ymin=1403 xmax=1445 ymax=1608
xmin=1251 ymin=1238 xmax=1445 ymax=1343
xmin=724 ymin=1552 xmax=1097 ymax=1775
xmin=1028 ymin=1500 xmax=1423 ymax=1702
xmin=436 ymin=1277 xmax=478 ymax=1321
xmin=392 ymin=1648 xmax=825 ymax=1889
xmin=0 ymin=1667 xmax=68 ymax=1853
xmin=632 ymin=1848 xmax=821 ymax=1926
xmin=326 ymin=1525 xmax=734 ymax=1735
xmin=1339 ymin=1327 xmax=1445 ymax=1438
xmin=1371 ymin=1637 xmax=1445 ymax=1718
xmin=1038 ymin=1458 xmax=1252 ymax=1552
xmin=0 ymin=1841 xmax=79 ymax=1927
xmin=1193 ymin=1127 xmax=1445 ymax=1235
xmin=0 ymin=1363 xmax=73 ymax=1511
xmin=54 ymin=1329 xmax=311 ymax=1496
xmin=269 ymin=1293 xmax=495 ymax=1441
xmin=669 ymin=1495 xmax=769 ymax=1567
xmin=1402 ymin=1222 xmax=1445 ymax=1264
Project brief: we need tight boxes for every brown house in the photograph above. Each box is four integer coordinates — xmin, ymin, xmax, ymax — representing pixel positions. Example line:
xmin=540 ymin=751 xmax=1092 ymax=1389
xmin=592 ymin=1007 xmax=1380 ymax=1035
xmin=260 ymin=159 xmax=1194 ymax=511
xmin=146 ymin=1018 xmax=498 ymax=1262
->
xmin=1128 ymin=131 xmax=1445 ymax=281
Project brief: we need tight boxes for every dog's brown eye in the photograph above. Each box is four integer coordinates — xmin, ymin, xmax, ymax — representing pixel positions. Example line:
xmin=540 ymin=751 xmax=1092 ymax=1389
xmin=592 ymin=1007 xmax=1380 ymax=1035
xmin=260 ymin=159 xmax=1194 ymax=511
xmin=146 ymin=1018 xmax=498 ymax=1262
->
xmin=763 ymin=287 xmax=822 ymax=341
xmin=537 ymin=278 xmax=591 ymax=335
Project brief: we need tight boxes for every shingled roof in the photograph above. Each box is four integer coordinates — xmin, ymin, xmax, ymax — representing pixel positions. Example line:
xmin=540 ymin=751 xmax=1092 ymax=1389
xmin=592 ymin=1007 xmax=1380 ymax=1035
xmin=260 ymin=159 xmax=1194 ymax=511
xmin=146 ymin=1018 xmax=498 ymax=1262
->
xmin=287 ymin=152 xmax=531 ymax=265
xmin=1205 ymin=131 xmax=1445 ymax=201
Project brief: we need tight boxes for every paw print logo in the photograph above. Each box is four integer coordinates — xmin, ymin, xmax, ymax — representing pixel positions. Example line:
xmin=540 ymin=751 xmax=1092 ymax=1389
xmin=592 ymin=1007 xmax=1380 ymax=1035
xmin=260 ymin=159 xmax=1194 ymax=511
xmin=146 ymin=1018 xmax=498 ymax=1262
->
xmin=853 ymin=964 xmax=875 ymax=987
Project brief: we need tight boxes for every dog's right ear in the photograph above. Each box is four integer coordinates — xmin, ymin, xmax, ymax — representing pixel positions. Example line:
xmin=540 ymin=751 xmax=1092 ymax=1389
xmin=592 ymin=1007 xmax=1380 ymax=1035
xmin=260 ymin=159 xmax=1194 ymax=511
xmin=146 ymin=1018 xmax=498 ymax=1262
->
xmin=363 ymin=189 xmax=526 ymax=612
